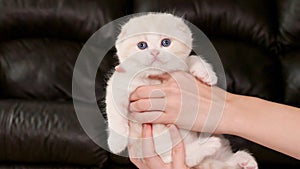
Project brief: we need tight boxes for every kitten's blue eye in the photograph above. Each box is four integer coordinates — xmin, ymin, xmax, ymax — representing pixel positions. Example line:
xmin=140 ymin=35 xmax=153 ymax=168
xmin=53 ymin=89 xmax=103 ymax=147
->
xmin=137 ymin=41 xmax=148 ymax=50
xmin=161 ymin=39 xmax=171 ymax=47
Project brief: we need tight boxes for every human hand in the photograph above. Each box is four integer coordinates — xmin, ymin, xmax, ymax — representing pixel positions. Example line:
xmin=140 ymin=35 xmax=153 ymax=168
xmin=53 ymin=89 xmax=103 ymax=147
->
xmin=129 ymin=71 xmax=227 ymax=133
xmin=128 ymin=124 xmax=190 ymax=169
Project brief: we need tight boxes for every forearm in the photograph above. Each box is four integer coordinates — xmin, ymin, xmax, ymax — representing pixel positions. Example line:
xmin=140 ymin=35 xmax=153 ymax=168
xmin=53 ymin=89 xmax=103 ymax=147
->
xmin=223 ymin=94 xmax=300 ymax=160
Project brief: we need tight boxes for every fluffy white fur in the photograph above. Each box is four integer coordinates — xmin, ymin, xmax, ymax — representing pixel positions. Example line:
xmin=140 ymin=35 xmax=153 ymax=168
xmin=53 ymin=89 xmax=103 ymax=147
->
xmin=106 ymin=13 xmax=258 ymax=169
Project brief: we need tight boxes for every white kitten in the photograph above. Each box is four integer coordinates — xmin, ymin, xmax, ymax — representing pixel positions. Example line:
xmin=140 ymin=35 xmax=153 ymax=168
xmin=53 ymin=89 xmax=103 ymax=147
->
xmin=106 ymin=13 xmax=258 ymax=169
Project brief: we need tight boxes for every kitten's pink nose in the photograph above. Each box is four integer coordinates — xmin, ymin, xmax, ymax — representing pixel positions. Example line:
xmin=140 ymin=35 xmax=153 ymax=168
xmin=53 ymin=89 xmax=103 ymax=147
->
xmin=151 ymin=49 xmax=160 ymax=57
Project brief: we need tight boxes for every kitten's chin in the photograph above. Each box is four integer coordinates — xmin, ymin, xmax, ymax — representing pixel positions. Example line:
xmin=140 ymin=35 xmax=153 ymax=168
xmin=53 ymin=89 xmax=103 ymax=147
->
xmin=145 ymin=61 xmax=164 ymax=67
xmin=145 ymin=69 xmax=166 ymax=76
xmin=144 ymin=67 xmax=186 ymax=77
xmin=142 ymin=62 xmax=187 ymax=75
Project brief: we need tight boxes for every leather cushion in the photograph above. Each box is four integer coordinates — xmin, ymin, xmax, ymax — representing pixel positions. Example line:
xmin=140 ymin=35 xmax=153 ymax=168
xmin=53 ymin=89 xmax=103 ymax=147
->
xmin=212 ymin=39 xmax=283 ymax=102
xmin=280 ymin=50 xmax=300 ymax=107
xmin=133 ymin=0 xmax=278 ymax=50
xmin=278 ymin=0 xmax=300 ymax=48
xmin=0 ymin=0 xmax=129 ymax=41
xmin=0 ymin=100 xmax=108 ymax=166
xmin=0 ymin=39 xmax=80 ymax=100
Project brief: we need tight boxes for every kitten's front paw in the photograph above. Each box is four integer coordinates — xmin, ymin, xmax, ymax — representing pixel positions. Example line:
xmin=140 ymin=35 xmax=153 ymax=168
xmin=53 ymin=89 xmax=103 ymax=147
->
xmin=234 ymin=151 xmax=258 ymax=169
xmin=108 ymin=130 xmax=128 ymax=154
xmin=189 ymin=62 xmax=218 ymax=85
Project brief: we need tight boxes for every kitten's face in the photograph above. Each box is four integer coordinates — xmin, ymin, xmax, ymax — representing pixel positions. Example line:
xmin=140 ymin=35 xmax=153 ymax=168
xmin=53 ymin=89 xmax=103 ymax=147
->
xmin=116 ymin=34 xmax=190 ymax=68
xmin=115 ymin=13 xmax=192 ymax=71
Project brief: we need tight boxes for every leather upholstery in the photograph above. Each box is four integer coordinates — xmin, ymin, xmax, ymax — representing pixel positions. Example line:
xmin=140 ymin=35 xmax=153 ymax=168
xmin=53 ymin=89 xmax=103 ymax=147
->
xmin=0 ymin=100 xmax=108 ymax=166
xmin=0 ymin=0 xmax=299 ymax=168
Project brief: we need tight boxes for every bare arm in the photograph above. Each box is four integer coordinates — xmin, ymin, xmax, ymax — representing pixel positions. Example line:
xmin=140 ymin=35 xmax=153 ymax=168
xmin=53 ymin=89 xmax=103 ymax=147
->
xmin=129 ymin=71 xmax=300 ymax=160
xmin=221 ymin=93 xmax=300 ymax=160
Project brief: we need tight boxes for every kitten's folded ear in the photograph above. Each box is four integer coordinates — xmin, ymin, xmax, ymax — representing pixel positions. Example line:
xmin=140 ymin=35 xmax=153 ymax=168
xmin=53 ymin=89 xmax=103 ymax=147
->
xmin=177 ymin=22 xmax=189 ymax=33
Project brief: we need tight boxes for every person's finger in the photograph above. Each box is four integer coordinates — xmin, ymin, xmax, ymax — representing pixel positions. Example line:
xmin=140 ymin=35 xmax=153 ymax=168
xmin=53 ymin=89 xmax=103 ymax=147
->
xmin=129 ymin=98 xmax=166 ymax=112
xmin=142 ymin=124 xmax=166 ymax=168
xmin=128 ymin=123 xmax=149 ymax=169
xmin=169 ymin=125 xmax=187 ymax=168
xmin=128 ymin=147 xmax=148 ymax=169
xmin=131 ymin=111 xmax=166 ymax=123
xmin=128 ymin=145 xmax=149 ymax=169
xmin=142 ymin=124 xmax=156 ymax=157
xmin=130 ymin=85 xmax=165 ymax=101
xmin=130 ymin=158 xmax=148 ymax=169
xmin=148 ymin=73 xmax=171 ymax=81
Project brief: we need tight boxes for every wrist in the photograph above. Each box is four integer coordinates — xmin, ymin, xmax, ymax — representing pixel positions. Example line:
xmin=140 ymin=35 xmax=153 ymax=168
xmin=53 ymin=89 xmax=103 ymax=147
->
xmin=220 ymin=93 xmax=260 ymax=136
xmin=216 ymin=91 xmax=241 ymax=135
